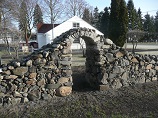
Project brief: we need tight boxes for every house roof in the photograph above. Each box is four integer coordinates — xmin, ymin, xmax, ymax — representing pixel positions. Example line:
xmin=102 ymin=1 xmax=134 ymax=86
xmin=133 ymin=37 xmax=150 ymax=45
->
xmin=37 ymin=16 xmax=103 ymax=36
xmin=37 ymin=23 xmax=59 ymax=33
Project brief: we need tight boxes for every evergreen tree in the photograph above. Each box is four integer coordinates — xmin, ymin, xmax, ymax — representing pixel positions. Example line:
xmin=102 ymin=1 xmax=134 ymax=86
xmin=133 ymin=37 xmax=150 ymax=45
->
xmin=119 ymin=0 xmax=128 ymax=44
xmin=33 ymin=4 xmax=43 ymax=28
xmin=155 ymin=11 xmax=158 ymax=33
xmin=0 ymin=10 xmax=1 ymax=28
xmin=90 ymin=12 xmax=94 ymax=25
xmin=109 ymin=0 xmax=120 ymax=45
xmin=150 ymin=16 xmax=155 ymax=33
xmin=143 ymin=13 xmax=155 ymax=40
xmin=19 ymin=1 xmax=28 ymax=31
xmin=82 ymin=8 xmax=92 ymax=24
xmin=143 ymin=13 xmax=155 ymax=32
xmin=137 ymin=8 xmax=143 ymax=30
xmin=92 ymin=7 xmax=99 ymax=29
xmin=127 ymin=0 xmax=137 ymax=30
xmin=108 ymin=0 xmax=128 ymax=47
xmin=98 ymin=11 xmax=103 ymax=30
xmin=99 ymin=7 xmax=110 ymax=38
xmin=19 ymin=1 xmax=30 ymax=45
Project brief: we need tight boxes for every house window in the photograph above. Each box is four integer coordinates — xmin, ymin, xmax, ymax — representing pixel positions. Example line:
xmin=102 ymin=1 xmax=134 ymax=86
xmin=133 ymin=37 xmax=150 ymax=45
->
xmin=73 ymin=22 xmax=80 ymax=28
xmin=72 ymin=22 xmax=80 ymax=43
xmin=73 ymin=37 xmax=80 ymax=43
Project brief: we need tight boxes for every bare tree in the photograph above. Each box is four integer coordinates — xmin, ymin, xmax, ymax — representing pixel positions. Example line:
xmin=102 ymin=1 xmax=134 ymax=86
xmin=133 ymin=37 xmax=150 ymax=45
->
xmin=41 ymin=0 xmax=64 ymax=23
xmin=0 ymin=0 xmax=37 ymax=58
xmin=40 ymin=0 xmax=64 ymax=40
xmin=64 ymin=0 xmax=90 ymax=18
xmin=127 ymin=30 xmax=145 ymax=53
xmin=0 ymin=6 xmax=22 ymax=59
xmin=0 ymin=0 xmax=13 ymax=55
xmin=11 ymin=30 xmax=23 ymax=59
xmin=9 ymin=0 xmax=38 ymax=46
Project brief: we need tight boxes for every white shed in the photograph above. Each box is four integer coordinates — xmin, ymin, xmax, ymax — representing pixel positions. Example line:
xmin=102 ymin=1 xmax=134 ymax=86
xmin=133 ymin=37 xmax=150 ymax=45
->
xmin=37 ymin=16 xmax=103 ymax=49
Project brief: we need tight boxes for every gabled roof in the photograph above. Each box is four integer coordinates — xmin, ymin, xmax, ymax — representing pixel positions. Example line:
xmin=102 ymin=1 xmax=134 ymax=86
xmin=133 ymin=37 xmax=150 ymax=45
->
xmin=37 ymin=23 xmax=59 ymax=33
xmin=37 ymin=16 xmax=103 ymax=35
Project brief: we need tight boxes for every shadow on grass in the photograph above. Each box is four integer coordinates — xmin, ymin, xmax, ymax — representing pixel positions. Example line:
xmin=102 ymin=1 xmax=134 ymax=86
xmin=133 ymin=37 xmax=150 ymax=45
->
xmin=72 ymin=66 xmax=96 ymax=92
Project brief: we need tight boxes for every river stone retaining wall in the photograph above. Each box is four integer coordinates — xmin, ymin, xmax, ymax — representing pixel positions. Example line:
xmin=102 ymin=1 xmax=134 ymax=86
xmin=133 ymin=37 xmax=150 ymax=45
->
xmin=0 ymin=27 xmax=158 ymax=106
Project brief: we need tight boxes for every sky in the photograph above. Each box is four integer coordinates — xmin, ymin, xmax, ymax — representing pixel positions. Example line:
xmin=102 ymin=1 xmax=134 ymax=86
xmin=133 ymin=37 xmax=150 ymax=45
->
xmin=86 ymin=0 xmax=158 ymax=17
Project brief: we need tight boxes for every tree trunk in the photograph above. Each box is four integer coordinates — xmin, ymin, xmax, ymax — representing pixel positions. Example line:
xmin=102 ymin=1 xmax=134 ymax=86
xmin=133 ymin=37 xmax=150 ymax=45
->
xmin=25 ymin=30 xmax=29 ymax=46
xmin=15 ymin=49 xmax=19 ymax=59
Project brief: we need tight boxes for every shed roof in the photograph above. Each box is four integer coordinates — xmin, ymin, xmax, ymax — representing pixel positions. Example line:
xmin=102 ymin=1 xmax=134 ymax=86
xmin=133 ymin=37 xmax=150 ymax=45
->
xmin=37 ymin=23 xmax=59 ymax=33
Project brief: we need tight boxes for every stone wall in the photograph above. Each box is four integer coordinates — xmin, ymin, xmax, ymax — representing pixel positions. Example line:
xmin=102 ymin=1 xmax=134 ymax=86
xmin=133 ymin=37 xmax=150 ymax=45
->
xmin=0 ymin=27 xmax=158 ymax=106
xmin=0 ymin=42 xmax=73 ymax=105
xmin=0 ymin=28 xmax=103 ymax=105
xmin=86 ymin=43 xmax=158 ymax=90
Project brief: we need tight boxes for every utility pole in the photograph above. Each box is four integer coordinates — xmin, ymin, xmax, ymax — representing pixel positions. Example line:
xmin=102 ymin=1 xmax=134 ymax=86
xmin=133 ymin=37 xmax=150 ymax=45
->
xmin=52 ymin=16 xmax=54 ymax=41
xmin=50 ymin=0 xmax=54 ymax=41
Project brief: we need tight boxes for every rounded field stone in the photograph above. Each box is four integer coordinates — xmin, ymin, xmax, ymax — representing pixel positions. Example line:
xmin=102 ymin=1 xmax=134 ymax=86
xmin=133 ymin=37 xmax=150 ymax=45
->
xmin=56 ymin=86 xmax=72 ymax=97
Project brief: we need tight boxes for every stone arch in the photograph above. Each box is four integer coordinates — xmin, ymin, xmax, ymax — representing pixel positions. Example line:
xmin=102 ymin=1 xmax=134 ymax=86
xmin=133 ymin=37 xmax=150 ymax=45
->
xmin=0 ymin=28 xmax=112 ymax=104
xmin=52 ymin=28 xmax=106 ymax=88
xmin=53 ymin=28 xmax=103 ymax=45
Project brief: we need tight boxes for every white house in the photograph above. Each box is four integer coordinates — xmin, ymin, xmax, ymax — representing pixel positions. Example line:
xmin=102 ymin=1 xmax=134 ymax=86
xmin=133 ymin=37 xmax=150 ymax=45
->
xmin=37 ymin=16 xmax=103 ymax=49
xmin=0 ymin=28 xmax=15 ymax=44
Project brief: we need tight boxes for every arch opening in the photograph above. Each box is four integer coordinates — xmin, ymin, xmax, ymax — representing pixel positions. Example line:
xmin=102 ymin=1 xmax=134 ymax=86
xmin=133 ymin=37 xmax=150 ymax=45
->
xmin=53 ymin=28 xmax=104 ymax=89
xmin=71 ymin=35 xmax=100 ymax=91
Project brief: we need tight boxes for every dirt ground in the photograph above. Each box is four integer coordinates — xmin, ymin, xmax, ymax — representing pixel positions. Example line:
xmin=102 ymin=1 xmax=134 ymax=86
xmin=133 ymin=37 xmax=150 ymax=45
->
xmin=1 ymin=66 xmax=158 ymax=118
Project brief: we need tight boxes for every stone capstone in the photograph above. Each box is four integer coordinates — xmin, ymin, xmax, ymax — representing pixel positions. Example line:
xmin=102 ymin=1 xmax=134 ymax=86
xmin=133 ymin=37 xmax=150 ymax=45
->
xmin=103 ymin=38 xmax=113 ymax=45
